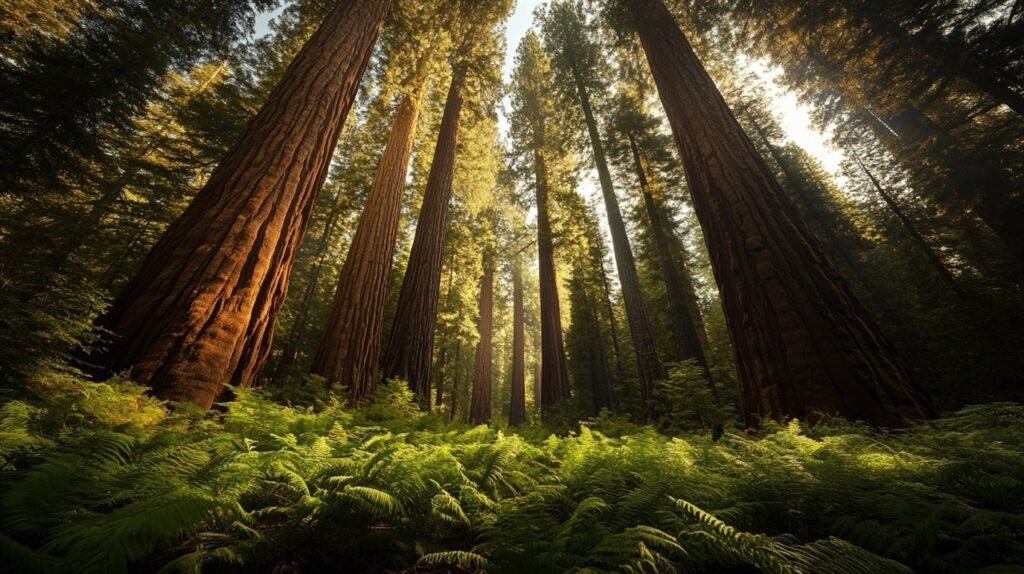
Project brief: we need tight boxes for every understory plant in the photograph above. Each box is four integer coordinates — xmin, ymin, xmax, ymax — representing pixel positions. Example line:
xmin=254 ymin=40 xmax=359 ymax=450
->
xmin=0 ymin=383 xmax=1021 ymax=573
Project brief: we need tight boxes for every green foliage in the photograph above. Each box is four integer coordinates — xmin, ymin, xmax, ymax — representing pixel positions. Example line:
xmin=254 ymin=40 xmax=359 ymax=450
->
xmin=1 ymin=383 xmax=1022 ymax=573
xmin=651 ymin=360 xmax=735 ymax=433
xmin=357 ymin=378 xmax=423 ymax=422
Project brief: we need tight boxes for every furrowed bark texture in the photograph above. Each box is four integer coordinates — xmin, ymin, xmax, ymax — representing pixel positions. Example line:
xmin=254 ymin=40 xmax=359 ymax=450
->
xmin=311 ymin=88 xmax=422 ymax=402
xmin=383 ymin=69 xmax=466 ymax=406
xmin=535 ymin=145 xmax=571 ymax=414
xmin=509 ymin=263 xmax=527 ymax=425
xmin=630 ymin=0 xmax=933 ymax=426
xmin=572 ymin=63 xmax=664 ymax=413
xmin=469 ymin=255 xmax=495 ymax=425
xmin=91 ymin=0 xmax=390 ymax=409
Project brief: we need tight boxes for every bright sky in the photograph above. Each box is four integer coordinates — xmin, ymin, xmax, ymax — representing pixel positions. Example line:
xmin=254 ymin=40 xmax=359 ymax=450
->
xmin=497 ymin=0 xmax=842 ymax=172
xmin=496 ymin=0 xmax=846 ymax=270
xmin=257 ymin=1 xmax=845 ymax=249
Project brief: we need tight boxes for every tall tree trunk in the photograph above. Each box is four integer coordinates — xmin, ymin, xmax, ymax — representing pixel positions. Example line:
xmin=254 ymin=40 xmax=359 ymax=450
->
xmin=535 ymin=144 xmax=571 ymax=415
xmin=311 ymin=86 xmax=423 ymax=403
xmin=509 ymin=262 xmax=527 ymax=426
xmin=866 ymin=106 xmax=1024 ymax=259
xmin=434 ymin=257 xmax=459 ymax=409
xmin=88 ymin=0 xmax=390 ymax=409
xmin=578 ymin=272 xmax=615 ymax=413
xmin=848 ymin=149 xmax=966 ymax=298
xmin=627 ymin=133 xmax=708 ymax=367
xmin=533 ymin=335 xmax=542 ymax=412
xmin=383 ymin=67 xmax=466 ymax=406
xmin=571 ymin=61 xmax=664 ymax=414
xmin=469 ymin=254 xmax=495 ymax=425
xmin=271 ymin=190 xmax=348 ymax=382
xmin=628 ymin=0 xmax=933 ymax=426
xmin=596 ymin=257 xmax=627 ymax=381
xmin=449 ymin=339 xmax=463 ymax=421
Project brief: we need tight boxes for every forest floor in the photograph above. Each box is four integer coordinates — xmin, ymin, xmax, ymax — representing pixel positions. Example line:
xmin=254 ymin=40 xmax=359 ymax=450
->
xmin=1 ymin=379 xmax=1022 ymax=573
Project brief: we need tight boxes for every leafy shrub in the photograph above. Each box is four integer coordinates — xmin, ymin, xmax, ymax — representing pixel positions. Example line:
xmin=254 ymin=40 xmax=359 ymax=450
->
xmin=652 ymin=360 xmax=736 ymax=434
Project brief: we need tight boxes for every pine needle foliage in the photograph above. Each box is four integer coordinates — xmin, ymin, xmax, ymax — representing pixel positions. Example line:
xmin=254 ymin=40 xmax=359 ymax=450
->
xmin=0 ymin=385 xmax=1022 ymax=573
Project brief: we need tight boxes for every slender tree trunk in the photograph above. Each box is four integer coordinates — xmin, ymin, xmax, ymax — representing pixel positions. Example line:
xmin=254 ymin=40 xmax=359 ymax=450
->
xmin=469 ymin=253 xmax=495 ymax=425
xmin=572 ymin=62 xmax=664 ymax=413
xmin=866 ymin=106 xmax=1024 ymax=259
xmin=629 ymin=0 xmax=932 ymax=426
xmin=509 ymin=262 xmax=527 ymax=425
xmin=532 ymin=337 xmax=542 ymax=412
xmin=434 ymin=258 xmax=459 ymax=409
xmin=597 ymin=257 xmax=628 ymax=386
xmin=434 ymin=345 xmax=447 ymax=407
xmin=383 ymin=67 xmax=466 ymax=406
xmin=535 ymin=144 xmax=571 ymax=415
xmin=88 ymin=0 xmax=390 ymax=409
xmin=627 ymin=133 xmax=708 ymax=367
xmin=311 ymin=86 xmax=423 ymax=403
xmin=271 ymin=190 xmax=348 ymax=382
xmin=578 ymin=273 xmax=615 ymax=413
xmin=849 ymin=150 xmax=966 ymax=298
xmin=450 ymin=339 xmax=462 ymax=421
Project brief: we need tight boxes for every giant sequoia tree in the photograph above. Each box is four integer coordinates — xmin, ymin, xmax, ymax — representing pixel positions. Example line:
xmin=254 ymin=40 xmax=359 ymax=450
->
xmin=620 ymin=0 xmax=933 ymax=426
xmin=310 ymin=4 xmax=447 ymax=401
xmin=88 ymin=0 xmax=391 ymax=409
xmin=509 ymin=33 xmax=571 ymax=415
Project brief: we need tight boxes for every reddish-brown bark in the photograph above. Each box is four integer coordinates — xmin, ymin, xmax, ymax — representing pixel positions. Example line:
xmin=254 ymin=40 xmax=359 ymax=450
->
xmin=382 ymin=68 xmax=467 ymax=406
xmin=310 ymin=87 xmax=423 ymax=402
xmin=629 ymin=0 xmax=933 ymax=426
xmin=535 ymin=145 xmax=571 ymax=415
xmin=469 ymin=254 xmax=495 ymax=425
xmin=89 ymin=0 xmax=391 ymax=409
xmin=509 ymin=262 xmax=527 ymax=426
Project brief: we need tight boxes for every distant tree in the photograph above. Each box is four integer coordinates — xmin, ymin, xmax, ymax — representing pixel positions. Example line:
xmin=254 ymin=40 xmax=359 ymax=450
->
xmin=509 ymin=260 xmax=527 ymax=425
xmin=469 ymin=251 xmax=495 ymax=425
xmin=383 ymin=0 xmax=512 ymax=407
xmin=541 ymin=0 xmax=664 ymax=416
xmin=508 ymin=33 xmax=571 ymax=415
xmin=562 ymin=195 xmax=618 ymax=415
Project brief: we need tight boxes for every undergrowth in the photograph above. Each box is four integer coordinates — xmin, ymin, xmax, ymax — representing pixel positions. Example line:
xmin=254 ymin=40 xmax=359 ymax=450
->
xmin=0 ymin=380 xmax=1022 ymax=573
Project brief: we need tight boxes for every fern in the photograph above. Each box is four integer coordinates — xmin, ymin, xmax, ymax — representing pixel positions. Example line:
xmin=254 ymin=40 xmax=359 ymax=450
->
xmin=417 ymin=550 xmax=489 ymax=569
xmin=1 ymin=387 xmax=1022 ymax=573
